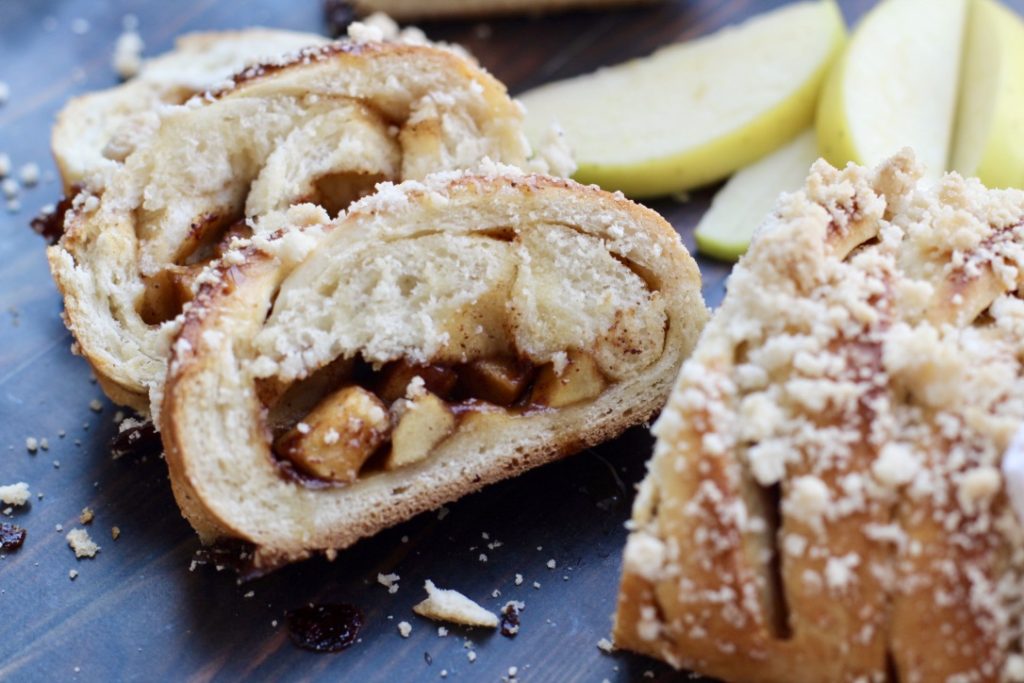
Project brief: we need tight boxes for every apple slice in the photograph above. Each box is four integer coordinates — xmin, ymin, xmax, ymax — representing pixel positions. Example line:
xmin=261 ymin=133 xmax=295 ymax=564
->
xmin=518 ymin=0 xmax=845 ymax=198
xmin=951 ymin=0 xmax=1024 ymax=188
xmin=817 ymin=0 xmax=968 ymax=179
xmin=695 ymin=130 xmax=820 ymax=261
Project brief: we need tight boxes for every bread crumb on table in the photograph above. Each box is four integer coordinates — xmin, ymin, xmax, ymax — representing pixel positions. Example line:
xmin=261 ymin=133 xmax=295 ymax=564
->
xmin=112 ymin=30 xmax=144 ymax=79
xmin=66 ymin=528 xmax=100 ymax=558
xmin=412 ymin=579 xmax=498 ymax=628
xmin=24 ymin=437 xmax=37 ymax=453
xmin=79 ymin=507 xmax=94 ymax=525
xmin=0 ymin=482 xmax=30 ymax=506
xmin=68 ymin=569 xmax=78 ymax=580
xmin=111 ymin=526 xmax=121 ymax=540
xmin=398 ymin=621 xmax=412 ymax=638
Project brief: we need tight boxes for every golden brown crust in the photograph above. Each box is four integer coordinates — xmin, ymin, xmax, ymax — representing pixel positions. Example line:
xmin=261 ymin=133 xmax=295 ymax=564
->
xmin=614 ymin=151 xmax=1024 ymax=682
xmin=162 ymin=171 xmax=707 ymax=568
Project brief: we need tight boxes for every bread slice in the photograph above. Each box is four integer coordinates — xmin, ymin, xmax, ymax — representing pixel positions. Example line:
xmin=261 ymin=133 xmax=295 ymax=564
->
xmin=47 ymin=40 xmax=534 ymax=414
xmin=161 ymin=169 xmax=707 ymax=570
xmin=53 ymin=29 xmax=330 ymax=193
xmin=349 ymin=0 xmax=661 ymax=20
xmin=614 ymin=150 xmax=1024 ymax=682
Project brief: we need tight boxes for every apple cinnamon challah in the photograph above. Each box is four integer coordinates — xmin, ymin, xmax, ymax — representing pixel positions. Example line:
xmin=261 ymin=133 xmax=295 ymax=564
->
xmin=614 ymin=150 xmax=1024 ymax=682
xmin=48 ymin=39 xmax=535 ymax=414
xmin=161 ymin=169 xmax=707 ymax=570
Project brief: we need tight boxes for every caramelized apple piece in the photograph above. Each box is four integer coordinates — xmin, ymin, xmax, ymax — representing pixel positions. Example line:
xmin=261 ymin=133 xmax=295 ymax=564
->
xmin=375 ymin=361 xmax=458 ymax=403
xmin=385 ymin=391 xmax=456 ymax=470
xmin=531 ymin=352 xmax=607 ymax=408
xmin=275 ymin=385 xmax=390 ymax=483
xmin=460 ymin=357 xmax=533 ymax=406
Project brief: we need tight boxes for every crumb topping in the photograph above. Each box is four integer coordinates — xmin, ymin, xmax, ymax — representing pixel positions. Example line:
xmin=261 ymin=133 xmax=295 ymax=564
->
xmin=620 ymin=150 xmax=1024 ymax=679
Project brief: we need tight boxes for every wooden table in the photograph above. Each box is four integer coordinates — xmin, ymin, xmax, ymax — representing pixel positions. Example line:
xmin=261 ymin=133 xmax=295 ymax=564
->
xmin=0 ymin=0 xmax=986 ymax=680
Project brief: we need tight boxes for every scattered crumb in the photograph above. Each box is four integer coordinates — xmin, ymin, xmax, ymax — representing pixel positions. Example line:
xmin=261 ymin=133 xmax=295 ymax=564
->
xmin=79 ymin=507 xmax=94 ymax=525
xmin=532 ymin=582 xmax=541 ymax=589
xmin=0 ymin=153 xmax=9 ymax=176
xmin=55 ymin=524 xmax=63 ymax=532
xmin=113 ymin=30 xmax=144 ymax=79
xmin=398 ymin=621 xmax=412 ymax=638
xmin=0 ymin=482 xmax=30 ymax=506
xmin=66 ymin=528 xmax=100 ymax=558
xmin=378 ymin=572 xmax=400 ymax=594
xmin=597 ymin=637 xmax=615 ymax=653
xmin=514 ymin=574 xmax=524 ymax=586
xmin=68 ymin=569 xmax=78 ymax=580
xmin=413 ymin=579 xmax=499 ymax=628
xmin=437 ymin=627 xmax=448 ymax=637
xmin=491 ymin=589 xmax=500 ymax=598
xmin=478 ymin=553 xmax=487 ymax=562
xmin=440 ymin=670 xmax=448 ymax=678
xmin=2 ymin=177 xmax=18 ymax=199
xmin=243 ymin=590 xmax=254 ymax=599
xmin=467 ymin=650 xmax=477 ymax=662
xmin=3 ymin=507 xmax=11 ymax=516
xmin=325 ymin=548 xmax=338 ymax=561
xmin=509 ymin=666 xmax=518 ymax=678
xmin=89 ymin=399 xmax=103 ymax=412
xmin=24 ymin=437 xmax=37 ymax=454
xmin=39 ymin=438 xmax=49 ymax=451
xmin=18 ymin=163 xmax=39 ymax=187
xmin=546 ymin=559 xmax=556 ymax=569
xmin=111 ymin=526 xmax=121 ymax=541
xmin=271 ymin=619 xmax=278 ymax=628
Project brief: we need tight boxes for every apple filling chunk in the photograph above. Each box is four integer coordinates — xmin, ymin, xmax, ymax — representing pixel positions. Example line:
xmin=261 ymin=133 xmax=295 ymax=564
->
xmin=274 ymin=385 xmax=390 ymax=483
xmin=269 ymin=348 xmax=617 ymax=485
xmin=385 ymin=390 xmax=457 ymax=470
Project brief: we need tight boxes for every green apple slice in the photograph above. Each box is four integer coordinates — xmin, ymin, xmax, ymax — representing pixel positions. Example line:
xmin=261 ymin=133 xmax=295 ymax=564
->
xmin=695 ymin=130 xmax=820 ymax=262
xmin=519 ymin=0 xmax=845 ymax=198
xmin=817 ymin=0 xmax=968 ymax=179
xmin=951 ymin=0 xmax=1024 ymax=188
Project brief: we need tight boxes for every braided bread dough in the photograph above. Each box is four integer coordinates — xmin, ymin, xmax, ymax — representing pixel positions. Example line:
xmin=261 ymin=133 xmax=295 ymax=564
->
xmin=48 ymin=40 xmax=533 ymax=413
xmin=53 ymin=29 xmax=331 ymax=192
xmin=161 ymin=170 xmax=707 ymax=569
xmin=614 ymin=150 xmax=1024 ymax=682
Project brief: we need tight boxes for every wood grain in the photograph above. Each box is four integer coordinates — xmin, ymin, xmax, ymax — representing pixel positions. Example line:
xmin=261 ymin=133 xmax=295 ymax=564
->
xmin=0 ymin=0 xmax=1009 ymax=681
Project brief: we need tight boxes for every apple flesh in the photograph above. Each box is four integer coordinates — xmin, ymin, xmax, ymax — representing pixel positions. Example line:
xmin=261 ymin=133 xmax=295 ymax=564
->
xmin=695 ymin=130 xmax=820 ymax=262
xmin=951 ymin=0 xmax=1024 ymax=188
xmin=519 ymin=0 xmax=846 ymax=198
xmin=816 ymin=0 xmax=968 ymax=178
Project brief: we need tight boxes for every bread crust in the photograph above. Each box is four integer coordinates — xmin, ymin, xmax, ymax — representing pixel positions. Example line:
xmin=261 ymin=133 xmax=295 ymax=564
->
xmin=162 ymin=171 xmax=707 ymax=568
xmin=614 ymin=151 xmax=1024 ymax=682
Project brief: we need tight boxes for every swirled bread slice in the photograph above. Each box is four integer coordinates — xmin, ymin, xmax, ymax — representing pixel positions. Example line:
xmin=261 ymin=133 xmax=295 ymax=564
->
xmin=161 ymin=170 xmax=707 ymax=569
xmin=48 ymin=40 xmax=534 ymax=414
xmin=53 ymin=29 xmax=330 ymax=192
xmin=614 ymin=150 xmax=1024 ymax=682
